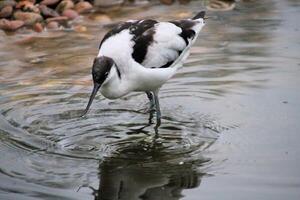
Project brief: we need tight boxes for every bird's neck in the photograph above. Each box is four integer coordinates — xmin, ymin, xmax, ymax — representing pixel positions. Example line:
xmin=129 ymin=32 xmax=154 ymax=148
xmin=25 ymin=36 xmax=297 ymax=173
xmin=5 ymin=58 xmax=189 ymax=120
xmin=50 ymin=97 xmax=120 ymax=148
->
xmin=100 ymin=67 xmax=130 ymax=99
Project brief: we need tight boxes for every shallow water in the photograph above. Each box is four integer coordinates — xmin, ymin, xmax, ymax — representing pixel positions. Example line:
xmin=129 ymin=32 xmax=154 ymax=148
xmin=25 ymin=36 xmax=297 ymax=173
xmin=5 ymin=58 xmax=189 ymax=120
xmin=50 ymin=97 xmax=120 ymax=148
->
xmin=1 ymin=0 xmax=300 ymax=199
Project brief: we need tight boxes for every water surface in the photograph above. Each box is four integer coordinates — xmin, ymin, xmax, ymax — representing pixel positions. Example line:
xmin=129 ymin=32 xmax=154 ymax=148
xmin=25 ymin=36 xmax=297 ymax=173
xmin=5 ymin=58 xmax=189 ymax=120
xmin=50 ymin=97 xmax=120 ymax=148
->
xmin=1 ymin=0 xmax=300 ymax=199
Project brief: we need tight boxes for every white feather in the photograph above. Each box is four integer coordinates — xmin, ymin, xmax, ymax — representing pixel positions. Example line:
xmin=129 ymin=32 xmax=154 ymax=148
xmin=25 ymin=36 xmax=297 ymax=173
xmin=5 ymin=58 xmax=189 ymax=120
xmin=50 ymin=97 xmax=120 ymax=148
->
xmin=97 ymin=17 xmax=205 ymax=98
xmin=142 ymin=22 xmax=186 ymax=68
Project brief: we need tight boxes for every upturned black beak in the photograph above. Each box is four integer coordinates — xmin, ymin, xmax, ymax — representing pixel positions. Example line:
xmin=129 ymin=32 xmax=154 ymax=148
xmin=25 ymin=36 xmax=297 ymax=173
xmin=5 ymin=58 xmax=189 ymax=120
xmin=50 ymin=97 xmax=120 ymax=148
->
xmin=81 ymin=82 xmax=101 ymax=117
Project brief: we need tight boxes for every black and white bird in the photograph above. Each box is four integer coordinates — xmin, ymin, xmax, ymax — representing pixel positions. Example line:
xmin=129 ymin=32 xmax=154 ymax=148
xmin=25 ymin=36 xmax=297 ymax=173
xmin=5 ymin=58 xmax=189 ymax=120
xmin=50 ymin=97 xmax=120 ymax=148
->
xmin=82 ymin=11 xmax=206 ymax=128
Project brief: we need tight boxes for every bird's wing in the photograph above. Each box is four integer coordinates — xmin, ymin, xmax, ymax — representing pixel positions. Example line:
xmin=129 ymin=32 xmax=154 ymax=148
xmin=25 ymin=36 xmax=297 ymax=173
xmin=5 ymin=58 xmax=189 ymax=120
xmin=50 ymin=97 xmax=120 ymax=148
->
xmin=99 ymin=11 xmax=205 ymax=69
xmin=99 ymin=19 xmax=158 ymax=49
xmin=132 ymin=16 xmax=205 ymax=69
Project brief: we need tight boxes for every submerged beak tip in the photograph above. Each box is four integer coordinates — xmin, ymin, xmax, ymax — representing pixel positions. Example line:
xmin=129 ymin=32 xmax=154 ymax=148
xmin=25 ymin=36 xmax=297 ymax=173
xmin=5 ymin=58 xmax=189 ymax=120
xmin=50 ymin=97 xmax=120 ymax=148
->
xmin=80 ymin=112 xmax=87 ymax=118
xmin=81 ymin=82 xmax=101 ymax=119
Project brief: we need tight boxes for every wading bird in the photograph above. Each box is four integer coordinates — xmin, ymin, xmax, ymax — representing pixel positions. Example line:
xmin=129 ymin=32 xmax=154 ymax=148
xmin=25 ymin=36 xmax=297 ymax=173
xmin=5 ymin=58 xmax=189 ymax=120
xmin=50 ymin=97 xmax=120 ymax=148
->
xmin=82 ymin=11 xmax=206 ymax=128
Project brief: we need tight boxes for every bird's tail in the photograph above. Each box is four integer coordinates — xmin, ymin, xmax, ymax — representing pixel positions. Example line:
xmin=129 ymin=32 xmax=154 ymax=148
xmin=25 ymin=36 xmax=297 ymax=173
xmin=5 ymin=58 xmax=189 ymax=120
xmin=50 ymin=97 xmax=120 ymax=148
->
xmin=170 ymin=11 xmax=206 ymax=70
xmin=192 ymin=11 xmax=206 ymax=20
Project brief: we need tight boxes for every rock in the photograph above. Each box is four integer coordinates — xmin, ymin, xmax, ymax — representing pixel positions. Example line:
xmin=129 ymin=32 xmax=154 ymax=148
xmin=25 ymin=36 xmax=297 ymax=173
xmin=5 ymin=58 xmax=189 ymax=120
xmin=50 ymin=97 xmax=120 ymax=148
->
xmin=62 ymin=9 xmax=79 ymax=20
xmin=0 ymin=5 xmax=13 ymax=18
xmin=159 ymin=0 xmax=174 ymax=5
xmin=0 ymin=0 xmax=16 ymax=10
xmin=40 ymin=0 xmax=60 ymax=6
xmin=22 ymin=0 xmax=36 ymax=3
xmin=46 ymin=16 xmax=68 ymax=23
xmin=74 ymin=1 xmax=93 ymax=14
xmin=207 ymin=0 xmax=235 ymax=11
xmin=33 ymin=22 xmax=43 ymax=32
xmin=16 ymin=1 xmax=40 ymax=13
xmin=178 ymin=0 xmax=191 ymax=4
xmin=16 ymin=0 xmax=27 ymax=8
xmin=39 ymin=4 xmax=59 ymax=18
xmin=74 ymin=25 xmax=87 ymax=32
xmin=91 ymin=14 xmax=111 ymax=24
xmin=55 ymin=0 xmax=74 ymax=14
xmin=14 ymin=11 xmax=43 ymax=26
xmin=94 ymin=0 xmax=124 ymax=8
xmin=0 ymin=19 xmax=24 ymax=31
xmin=46 ymin=21 xmax=59 ymax=29
xmin=177 ymin=12 xmax=190 ymax=18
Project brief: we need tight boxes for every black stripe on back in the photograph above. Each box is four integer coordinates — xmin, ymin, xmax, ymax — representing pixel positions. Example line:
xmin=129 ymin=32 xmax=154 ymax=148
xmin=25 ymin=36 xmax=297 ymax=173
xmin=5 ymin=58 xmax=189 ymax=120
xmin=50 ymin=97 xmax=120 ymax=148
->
xmin=130 ymin=19 xmax=157 ymax=40
xmin=131 ymin=20 xmax=158 ymax=64
xmin=99 ymin=19 xmax=158 ymax=64
xmin=132 ymin=29 xmax=156 ymax=64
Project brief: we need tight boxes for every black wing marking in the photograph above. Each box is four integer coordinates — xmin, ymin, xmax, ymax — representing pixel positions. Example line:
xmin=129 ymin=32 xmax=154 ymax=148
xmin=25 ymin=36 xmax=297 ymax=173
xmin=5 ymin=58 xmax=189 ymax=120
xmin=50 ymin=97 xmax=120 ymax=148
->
xmin=169 ymin=20 xmax=197 ymax=45
xmin=133 ymin=22 xmax=187 ymax=69
xmin=131 ymin=20 xmax=158 ymax=63
xmin=150 ymin=20 xmax=198 ymax=68
xmin=130 ymin=19 xmax=158 ymax=40
xmin=99 ymin=14 xmax=203 ymax=69
xmin=132 ymin=28 xmax=156 ymax=64
xmin=99 ymin=19 xmax=158 ymax=50
xmin=142 ymin=20 xmax=198 ymax=69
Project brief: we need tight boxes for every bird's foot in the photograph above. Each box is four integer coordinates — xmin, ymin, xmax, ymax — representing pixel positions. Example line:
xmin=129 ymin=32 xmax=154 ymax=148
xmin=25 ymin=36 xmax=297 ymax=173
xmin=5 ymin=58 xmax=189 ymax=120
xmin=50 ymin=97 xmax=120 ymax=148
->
xmin=148 ymin=106 xmax=156 ymax=113
xmin=148 ymin=100 xmax=156 ymax=112
xmin=154 ymin=112 xmax=161 ymax=134
xmin=138 ymin=104 xmax=156 ymax=114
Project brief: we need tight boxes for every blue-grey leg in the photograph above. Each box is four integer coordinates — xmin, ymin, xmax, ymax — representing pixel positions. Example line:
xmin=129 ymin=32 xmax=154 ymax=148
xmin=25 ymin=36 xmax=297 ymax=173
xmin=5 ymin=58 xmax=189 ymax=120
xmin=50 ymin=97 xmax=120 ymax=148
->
xmin=145 ymin=91 xmax=155 ymax=112
xmin=153 ymin=90 xmax=161 ymax=129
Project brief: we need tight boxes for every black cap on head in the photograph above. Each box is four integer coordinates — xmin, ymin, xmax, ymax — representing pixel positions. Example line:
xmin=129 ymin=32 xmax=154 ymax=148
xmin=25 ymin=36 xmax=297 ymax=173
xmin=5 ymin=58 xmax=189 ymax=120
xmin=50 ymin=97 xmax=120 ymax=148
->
xmin=81 ymin=56 xmax=114 ymax=117
xmin=92 ymin=56 xmax=114 ymax=85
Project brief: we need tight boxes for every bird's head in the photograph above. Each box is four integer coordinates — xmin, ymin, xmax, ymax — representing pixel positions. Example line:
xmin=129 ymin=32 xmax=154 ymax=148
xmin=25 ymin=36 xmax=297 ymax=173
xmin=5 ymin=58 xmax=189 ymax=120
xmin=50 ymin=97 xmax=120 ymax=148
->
xmin=82 ymin=56 xmax=115 ymax=117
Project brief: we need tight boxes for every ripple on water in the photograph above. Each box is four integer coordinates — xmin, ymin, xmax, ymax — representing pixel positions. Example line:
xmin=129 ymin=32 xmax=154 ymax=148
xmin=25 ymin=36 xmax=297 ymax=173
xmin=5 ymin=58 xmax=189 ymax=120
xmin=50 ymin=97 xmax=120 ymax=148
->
xmin=0 ymin=1 xmax=258 ymax=198
xmin=0 ymin=34 xmax=233 ymax=197
xmin=1 ymin=86 xmax=222 ymax=159
xmin=0 ymin=83 xmax=226 ymax=199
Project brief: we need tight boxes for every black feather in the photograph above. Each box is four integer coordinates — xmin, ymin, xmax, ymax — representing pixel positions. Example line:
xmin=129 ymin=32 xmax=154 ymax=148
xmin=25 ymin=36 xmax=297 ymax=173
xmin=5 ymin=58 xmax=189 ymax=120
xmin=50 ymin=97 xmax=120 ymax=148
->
xmin=132 ymin=29 xmax=156 ymax=64
xmin=192 ymin=11 xmax=206 ymax=20
xmin=99 ymin=19 xmax=158 ymax=64
xmin=131 ymin=20 xmax=158 ymax=63
xmin=170 ymin=20 xmax=196 ymax=45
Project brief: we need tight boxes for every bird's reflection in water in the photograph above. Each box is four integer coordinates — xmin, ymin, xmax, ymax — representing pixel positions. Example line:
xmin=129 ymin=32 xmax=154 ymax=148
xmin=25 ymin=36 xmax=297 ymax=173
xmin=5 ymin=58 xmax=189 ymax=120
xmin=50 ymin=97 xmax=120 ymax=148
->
xmin=83 ymin=107 xmax=217 ymax=200
xmin=94 ymin=134 xmax=211 ymax=200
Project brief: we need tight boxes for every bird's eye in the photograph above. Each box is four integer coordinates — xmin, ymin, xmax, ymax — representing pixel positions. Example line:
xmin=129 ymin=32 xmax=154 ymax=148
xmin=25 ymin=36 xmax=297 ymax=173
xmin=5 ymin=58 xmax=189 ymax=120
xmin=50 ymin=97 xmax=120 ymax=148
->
xmin=104 ymin=72 xmax=109 ymax=77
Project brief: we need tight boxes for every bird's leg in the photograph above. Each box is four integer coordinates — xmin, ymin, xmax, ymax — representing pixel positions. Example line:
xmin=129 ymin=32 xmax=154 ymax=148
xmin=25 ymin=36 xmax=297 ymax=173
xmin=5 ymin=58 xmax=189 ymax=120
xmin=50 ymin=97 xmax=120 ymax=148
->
xmin=145 ymin=91 xmax=155 ymax=112
xmin=153 ymin=90 xmax=161 ymax=130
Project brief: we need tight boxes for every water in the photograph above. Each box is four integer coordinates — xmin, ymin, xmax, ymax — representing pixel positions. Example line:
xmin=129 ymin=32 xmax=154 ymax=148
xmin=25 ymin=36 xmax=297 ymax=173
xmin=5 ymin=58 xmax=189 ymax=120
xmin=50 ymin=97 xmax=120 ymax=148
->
xmin=1 ymin=0 xmax=300 ymax=199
